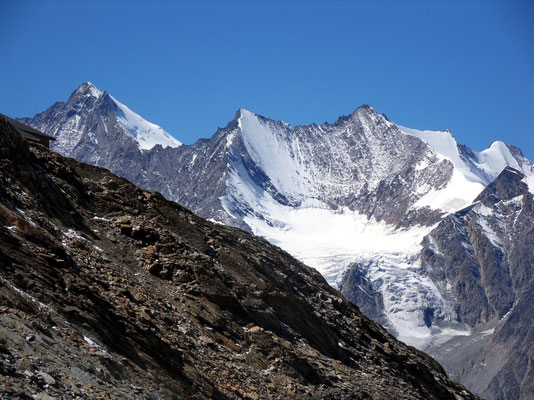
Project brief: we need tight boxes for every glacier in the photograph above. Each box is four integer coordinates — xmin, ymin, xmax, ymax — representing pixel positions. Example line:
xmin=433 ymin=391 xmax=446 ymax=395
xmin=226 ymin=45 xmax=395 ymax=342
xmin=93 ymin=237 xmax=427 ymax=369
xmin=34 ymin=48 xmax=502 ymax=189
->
xmin=220 ymin=108 xmax=534 ymax=348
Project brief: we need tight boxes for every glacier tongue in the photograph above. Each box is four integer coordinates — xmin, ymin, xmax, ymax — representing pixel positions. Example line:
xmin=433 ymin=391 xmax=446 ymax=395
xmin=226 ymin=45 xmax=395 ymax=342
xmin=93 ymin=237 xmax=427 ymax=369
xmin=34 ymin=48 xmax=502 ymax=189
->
xmin=240 ymin=200 xmax=471 ymax=348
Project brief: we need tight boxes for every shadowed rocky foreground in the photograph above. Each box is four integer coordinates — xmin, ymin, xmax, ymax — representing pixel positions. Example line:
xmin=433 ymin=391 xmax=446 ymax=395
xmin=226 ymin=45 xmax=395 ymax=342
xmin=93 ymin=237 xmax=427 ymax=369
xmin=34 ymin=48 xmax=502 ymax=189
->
xmin=0 ymin=115 xmax=478 ymax=399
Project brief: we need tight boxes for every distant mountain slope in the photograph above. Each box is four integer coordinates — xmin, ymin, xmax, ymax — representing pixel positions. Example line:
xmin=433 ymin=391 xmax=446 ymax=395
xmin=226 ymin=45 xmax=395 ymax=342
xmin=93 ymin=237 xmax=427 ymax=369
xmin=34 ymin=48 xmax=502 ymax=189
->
xmin=19 ymin=83 xmax=534 ymax=399
xmin=0 ymin=115 xmax=478 ymax=399
xmin=419 ymin=166 xmax=534 ymax=400
xmin=18 ymin=82 xmax=180 ymax=164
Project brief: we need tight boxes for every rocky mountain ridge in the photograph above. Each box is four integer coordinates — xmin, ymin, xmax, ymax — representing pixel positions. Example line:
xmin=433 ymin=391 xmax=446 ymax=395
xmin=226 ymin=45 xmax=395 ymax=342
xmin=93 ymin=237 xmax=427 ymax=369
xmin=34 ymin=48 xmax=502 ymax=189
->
xmin=17 ymin=82 xmax=534 ymax=399
xmin=0 ymin=115 xmax=478 ymax=399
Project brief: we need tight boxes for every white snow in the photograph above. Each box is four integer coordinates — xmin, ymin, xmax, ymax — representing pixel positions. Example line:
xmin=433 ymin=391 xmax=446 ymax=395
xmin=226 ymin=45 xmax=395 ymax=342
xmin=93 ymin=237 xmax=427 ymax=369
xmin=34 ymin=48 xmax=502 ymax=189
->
xmin=398 ymin=126 xmax=485 ymax=184
xmin=0 ymin=276 xmax=54 ymax=312
xmin=109 ymin=95 xmax=182 ymax=150
xmin=243 ymin=204 xmax=430 ymax=286
xmin=84 ymin=82 xmax=103 ymax=98
xmin=217 ymin=110 xmax=534 ymax=350
xmin=398 ymin=125 xmax=534 ymax=214
xmin=15 ymin=208 xmax=36 ymax=226
xmin=477 ymin=216 xmax=503 ymax=249
xmin=238 ymin=109 xmax=315 ymax=201
xmin=83 ymin=336 xmax=107 ymax=353
xmin=62 ymin=229 xmax=84 ymax=240
xmin=477 ymin=141 xmax=521 ymax=177
xmin=476 ymin=202 xmax=493 ymax=217
xmin=411 ymin=168 xmax=485 ymax=213
xmin=238 ymin=198 xmax=469 ymax=348
xmin=523 ymin=175 xmax=534 ymax=195
xmin=481 ymin=327 xmax=495 ymax=335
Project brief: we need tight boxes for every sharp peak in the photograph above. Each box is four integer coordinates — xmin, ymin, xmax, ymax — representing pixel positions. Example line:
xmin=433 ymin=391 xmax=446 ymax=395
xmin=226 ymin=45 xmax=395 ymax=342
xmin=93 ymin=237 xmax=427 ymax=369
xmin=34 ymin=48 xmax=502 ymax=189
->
xmin=235 ymin=107 xmax=255 ymax=118
xmin=331 ymin=104 xmax=380 ymax=125
xmin=234 ymin=107 xmax=269 ymax=123
xmin=71 ymin=81 xmax=104 ymax=98
xmin=353 ymin=104 xmax=376 ymax=113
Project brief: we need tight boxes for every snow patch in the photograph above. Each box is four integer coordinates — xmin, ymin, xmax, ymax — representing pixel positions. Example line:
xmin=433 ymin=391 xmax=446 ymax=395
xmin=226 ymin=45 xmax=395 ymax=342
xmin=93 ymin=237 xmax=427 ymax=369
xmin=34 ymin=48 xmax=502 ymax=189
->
xmin=411 ymin=168 xmax=485 ymax=213
xmin=475 ymin=202 xmax=493 ymax=217
xmin=0 ymin=276 xmax=54 ymax=312
xmin=477 ymin=217 xmax=502 ymax=249
xmin=15 ymin=208 xmax=36 ymax=226
xmin=523 ymin=175 xmax=534 ymax=195
xmin=63 ymin=229 xmax=84 ymax=240
xmin=83 ymin=336 xmax=108 ymax=354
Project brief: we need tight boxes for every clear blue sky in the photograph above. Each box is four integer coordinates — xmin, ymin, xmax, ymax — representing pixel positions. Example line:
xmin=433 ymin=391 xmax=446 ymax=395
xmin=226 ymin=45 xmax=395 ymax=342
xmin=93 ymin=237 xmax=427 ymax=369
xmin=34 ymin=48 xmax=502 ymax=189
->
xmin=1 ymin=0 xmax=533 ymax=158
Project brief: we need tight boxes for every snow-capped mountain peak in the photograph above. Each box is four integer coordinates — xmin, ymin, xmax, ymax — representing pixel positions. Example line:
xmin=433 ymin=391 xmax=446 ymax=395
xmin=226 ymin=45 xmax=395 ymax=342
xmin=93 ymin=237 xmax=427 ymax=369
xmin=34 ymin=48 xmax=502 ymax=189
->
xmin=397 ymin=125 xmax=483 ymax=182
xmin=21 ymin=82 xmax=182 ymax=153
xmin=72 ymin=81 xmax=103 ymax=99
xmin=17 ymin=98 xmax=534 ymax=397
xmin=397 ymin=124 xmax=534 ymax=214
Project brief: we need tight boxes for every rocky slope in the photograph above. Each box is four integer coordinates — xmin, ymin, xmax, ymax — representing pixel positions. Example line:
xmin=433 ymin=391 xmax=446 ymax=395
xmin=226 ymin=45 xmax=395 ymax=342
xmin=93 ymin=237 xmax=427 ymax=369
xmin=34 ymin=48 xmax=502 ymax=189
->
xmin=18 ymin=82 xmax=534 ymax=399
xmin=0 ymin=116 xmax=480 ymax=399
xmin=419 ymin=166 xmax=534 ymax=400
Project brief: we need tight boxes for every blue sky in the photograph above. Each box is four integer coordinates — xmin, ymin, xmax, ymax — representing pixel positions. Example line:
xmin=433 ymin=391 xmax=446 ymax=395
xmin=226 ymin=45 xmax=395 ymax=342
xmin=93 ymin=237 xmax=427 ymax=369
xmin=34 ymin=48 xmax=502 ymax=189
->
xmin=1 ymin=0 xmax=533 ymax=158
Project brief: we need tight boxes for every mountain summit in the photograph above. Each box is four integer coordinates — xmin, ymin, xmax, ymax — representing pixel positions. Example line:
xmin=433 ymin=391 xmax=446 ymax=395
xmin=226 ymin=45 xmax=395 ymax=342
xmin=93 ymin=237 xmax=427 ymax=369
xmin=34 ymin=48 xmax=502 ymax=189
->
xmin=19 ymin=82 xmax=181 ymax=158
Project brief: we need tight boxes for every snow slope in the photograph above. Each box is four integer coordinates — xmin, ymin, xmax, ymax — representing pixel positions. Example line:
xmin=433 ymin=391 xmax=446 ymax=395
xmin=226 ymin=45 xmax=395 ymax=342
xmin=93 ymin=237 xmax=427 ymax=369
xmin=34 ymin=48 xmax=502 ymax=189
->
xmin=398 ymin=125 xmax=534 ymax=213
xmin=109 ymin=94 xmax=182 ymax=150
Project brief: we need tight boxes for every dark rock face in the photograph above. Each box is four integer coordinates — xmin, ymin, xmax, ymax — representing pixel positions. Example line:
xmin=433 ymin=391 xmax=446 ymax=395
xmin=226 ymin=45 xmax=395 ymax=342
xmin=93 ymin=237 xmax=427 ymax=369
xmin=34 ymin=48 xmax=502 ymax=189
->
xmin=422 ymin=167 xmax=534 ymax=399
xmin=0 ymin=116 xmax=478 ymax=399
xmin=339 ymin=263 xmax=386 ymax=325
xmin=475 ymin=167 xmax=530 ymax=207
